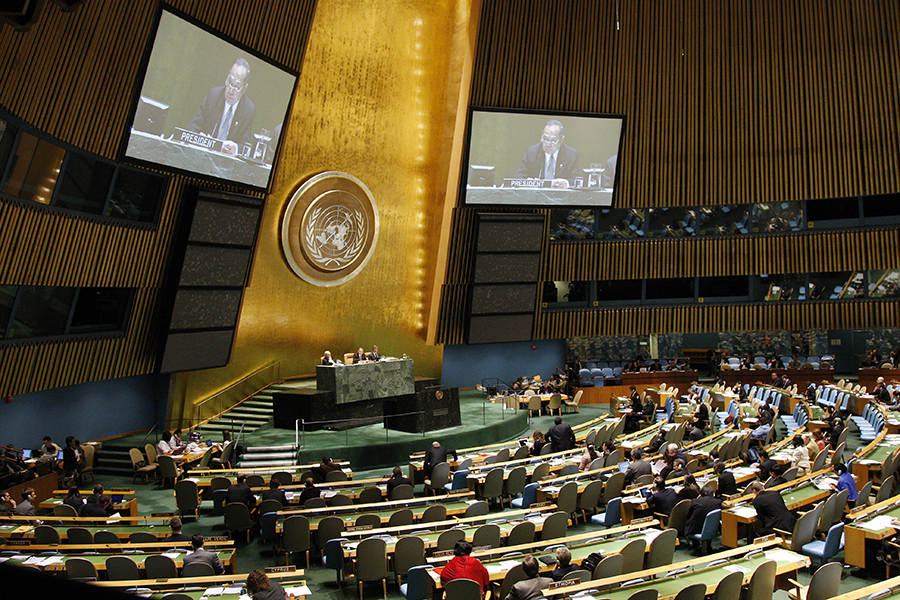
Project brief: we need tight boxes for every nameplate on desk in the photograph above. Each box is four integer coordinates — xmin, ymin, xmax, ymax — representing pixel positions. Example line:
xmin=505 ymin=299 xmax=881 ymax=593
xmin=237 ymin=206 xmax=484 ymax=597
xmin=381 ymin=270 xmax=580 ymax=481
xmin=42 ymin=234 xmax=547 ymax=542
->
xmin=266 ymin=566 xmax=296 ymax=573
xmin=6 ymin=539 xmax=30 ymax=546
xmin=70 ymin=577 xmax=97 ymax=582
xmin=110 ymin=488 xmax=131 ymax=492
xmin=632 ymin=517 xmax=654 ymax=525
xmin=473 ymin=545 xmax=491 ymax=552
xmin=346 ymin=525 xmax=373 ymax=532
xmin=849 ymin=505 xmax=867 ymax=515
xmin=207 ymin=536 xmax=229 ymax=542
xmin=448 ymin=489 xmax=469 ymax=495
xmin=432 ymin=549 xmax=454 ymax=558
xmin=530 ymin=501 xmax=551 ymax=508
xmin=549 ymin=579 xmax=580 ymax=590
xmin=504 ymin=178 xmax=551 ymax=188
xmin=152 ymin=512 xmax=176 ymax=517
xmin=755 ymin=533 xmax=777 ymax=543
xmin=175 ymin=127 xmax=220 ymax=150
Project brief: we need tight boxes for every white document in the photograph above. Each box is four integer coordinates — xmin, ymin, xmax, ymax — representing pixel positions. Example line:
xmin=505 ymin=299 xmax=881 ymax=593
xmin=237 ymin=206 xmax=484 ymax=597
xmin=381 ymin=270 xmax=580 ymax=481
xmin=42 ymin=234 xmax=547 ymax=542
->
xmin=283 ymin=586 xmax=312 ymax=596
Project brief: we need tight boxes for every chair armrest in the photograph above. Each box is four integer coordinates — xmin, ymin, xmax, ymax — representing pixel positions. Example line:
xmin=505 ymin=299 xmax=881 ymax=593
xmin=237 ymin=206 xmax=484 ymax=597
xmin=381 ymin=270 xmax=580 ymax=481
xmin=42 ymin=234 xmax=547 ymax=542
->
xmin=772 ymin=527 xmax=791 ymax=538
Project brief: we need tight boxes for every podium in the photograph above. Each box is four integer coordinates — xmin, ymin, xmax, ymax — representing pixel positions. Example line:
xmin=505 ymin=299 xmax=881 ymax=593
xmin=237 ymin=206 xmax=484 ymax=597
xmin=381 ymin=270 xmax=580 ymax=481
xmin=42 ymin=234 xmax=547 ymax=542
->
xmin=383 ymin=382 xmax=461 ymax=433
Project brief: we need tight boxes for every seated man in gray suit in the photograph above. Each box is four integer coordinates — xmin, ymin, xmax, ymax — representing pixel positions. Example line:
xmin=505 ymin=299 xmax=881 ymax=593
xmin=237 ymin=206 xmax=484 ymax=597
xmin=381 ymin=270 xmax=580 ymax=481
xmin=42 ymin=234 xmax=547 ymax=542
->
xmin=183 ymin=534 xmax=224 ymax=575
xmin=505 ymin=555 xmax=552 ymax=600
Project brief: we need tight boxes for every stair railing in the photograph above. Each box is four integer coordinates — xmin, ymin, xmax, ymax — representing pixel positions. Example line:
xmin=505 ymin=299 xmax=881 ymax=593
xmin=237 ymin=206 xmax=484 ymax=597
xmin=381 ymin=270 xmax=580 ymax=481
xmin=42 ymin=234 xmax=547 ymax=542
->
xmin=193 ymin=360 xmax=281 ymax=429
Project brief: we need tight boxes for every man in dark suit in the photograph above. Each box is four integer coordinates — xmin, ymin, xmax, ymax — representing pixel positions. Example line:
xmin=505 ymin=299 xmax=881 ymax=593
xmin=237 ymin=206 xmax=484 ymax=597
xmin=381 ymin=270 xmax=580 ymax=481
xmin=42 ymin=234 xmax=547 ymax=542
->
xmin=79 ymin=494 xmax=114 ymax=518
xmin=713 ymin=461 xmax=738 ymax=498
xmin=424 ymin=441 xmax=454 ymax=477
xmin=352 ymin=347 xmax=368 ymax=363
xmin=648 ymin=477 xmax=679 ymax=517
xmin=321 ymin=351 xmax=335 ymax=365
xmin=749 ymin=481 xmax=796 ymax=537
xmin=166 ymin=517 xmax=191 ymax=542
xmin=225 ymin=474 xmax=256 ymax=507
xmin=386 ymin=466 xmax=412 ymax=494
xmin=514 ymin=120 xmax=579 ymax=186
xmin=261 ymin=479 xmax=288 ymax=506
xmin=685 ymin=485 xmax=723 ymax=537
xmin=187 ymin=58 xmax=255 ymax=156
xmin=547 ymin=417 xmax=576 ymax=452
xmin=368 ymin=345 xmax=382 ymax=361
xmin=183 ymin=534 xmax=224 ymax=575
xmin=771 ymin=371 xmax=785 ymax=389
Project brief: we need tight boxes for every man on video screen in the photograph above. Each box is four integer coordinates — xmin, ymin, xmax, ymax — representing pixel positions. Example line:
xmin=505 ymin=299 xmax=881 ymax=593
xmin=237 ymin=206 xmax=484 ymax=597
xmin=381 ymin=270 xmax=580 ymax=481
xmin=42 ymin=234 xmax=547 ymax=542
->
xmin=187 ymin=58 xmax=256 ymax=156
xmin=514 ymin=119 xmax=579 ymax=188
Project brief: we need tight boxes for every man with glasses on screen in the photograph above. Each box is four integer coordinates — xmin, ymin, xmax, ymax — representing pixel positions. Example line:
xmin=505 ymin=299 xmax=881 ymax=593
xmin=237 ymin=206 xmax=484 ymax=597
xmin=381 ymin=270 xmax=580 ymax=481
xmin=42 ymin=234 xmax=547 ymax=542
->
xmin=514 ymin=119 xmax=579 ymax=188
xmin=187 ymin=58 xmax=256 ymax=156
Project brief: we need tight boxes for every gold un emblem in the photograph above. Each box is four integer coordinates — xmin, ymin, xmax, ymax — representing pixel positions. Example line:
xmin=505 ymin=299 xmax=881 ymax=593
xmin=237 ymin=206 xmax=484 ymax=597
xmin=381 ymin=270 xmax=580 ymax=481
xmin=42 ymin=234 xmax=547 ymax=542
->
xmin=281 ymin=171 xmax=379 ymax=287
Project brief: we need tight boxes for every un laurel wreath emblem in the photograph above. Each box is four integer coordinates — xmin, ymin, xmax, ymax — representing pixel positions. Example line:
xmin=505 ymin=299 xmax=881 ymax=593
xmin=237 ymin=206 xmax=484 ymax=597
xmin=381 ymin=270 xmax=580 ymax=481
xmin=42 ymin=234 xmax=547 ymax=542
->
xmin=281 ymin=172 xmax=379 ymax=287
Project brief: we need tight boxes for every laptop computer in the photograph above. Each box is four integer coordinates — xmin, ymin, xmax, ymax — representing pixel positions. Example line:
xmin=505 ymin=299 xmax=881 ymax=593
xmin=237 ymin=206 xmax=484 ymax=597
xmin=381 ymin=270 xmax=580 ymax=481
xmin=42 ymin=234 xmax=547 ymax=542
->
xmin=468 ymin=165 xmax=495 ymax=187
xmin=618 ymin=462 xmax=630 ymax=473
xmin=518 ymin=438 xmax=529 ymax=447
xmin=21 ymin=449 xmax=32 ymax=460
xmin=57 ymin=450 xmax=64 ymax=460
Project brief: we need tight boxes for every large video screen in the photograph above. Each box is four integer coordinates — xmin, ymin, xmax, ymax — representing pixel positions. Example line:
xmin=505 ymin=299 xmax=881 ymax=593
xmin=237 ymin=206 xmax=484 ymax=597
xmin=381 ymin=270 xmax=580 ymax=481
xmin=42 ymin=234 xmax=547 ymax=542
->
xmin=463 ymin=108 xmax=624 ymax=207
xmin=121 ymin=8 xmax=298 ymax=191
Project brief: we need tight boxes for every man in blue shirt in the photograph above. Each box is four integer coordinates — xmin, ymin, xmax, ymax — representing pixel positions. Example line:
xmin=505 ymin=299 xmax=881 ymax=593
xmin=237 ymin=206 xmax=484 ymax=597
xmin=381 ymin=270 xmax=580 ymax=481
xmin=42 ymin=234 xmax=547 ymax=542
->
xmin=833 ymin=462 xmax=859 ymax=503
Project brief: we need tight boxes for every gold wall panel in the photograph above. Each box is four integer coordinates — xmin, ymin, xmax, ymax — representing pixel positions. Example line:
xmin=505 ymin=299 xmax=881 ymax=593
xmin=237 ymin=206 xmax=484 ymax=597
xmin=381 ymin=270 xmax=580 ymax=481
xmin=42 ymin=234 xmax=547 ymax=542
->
xmin=171 ymin=0 xmax=479 ymax=417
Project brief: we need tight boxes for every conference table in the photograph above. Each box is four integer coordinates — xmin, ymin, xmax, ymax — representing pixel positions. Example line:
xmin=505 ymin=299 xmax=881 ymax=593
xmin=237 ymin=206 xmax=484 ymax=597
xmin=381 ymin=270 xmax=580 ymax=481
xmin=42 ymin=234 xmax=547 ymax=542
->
xmin=542 ymin=545 xmax=809 ymax=600
xmin=40 ymin=491 xmax=138 ymax=517
xmin=720 ymin=475 xmax=831 ymax=548
xmin=428 ymin=526 xmax=663 ymax=591
xmin=277 ymin=497 xmax=479 ymax=533
xmin=0 ymin=521 xmax=173 ymax=541
xmin=340 ymin=511 xmax=557 ymax=563
xmin=0 ymin=548 xmax=237 ymax=574
xmin=852 ymin=434 xmax=900 ymax=487
xmin=126 ymin=130 xmax=272 ymax=190
xmin=844 ymin=497 xmax=900 ymax=568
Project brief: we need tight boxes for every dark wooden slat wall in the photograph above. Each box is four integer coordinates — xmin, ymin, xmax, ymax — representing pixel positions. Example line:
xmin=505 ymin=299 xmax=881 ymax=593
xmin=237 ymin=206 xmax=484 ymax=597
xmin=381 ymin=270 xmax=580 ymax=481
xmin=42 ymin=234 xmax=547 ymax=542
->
xmin=436 ymin=0 xmax=900 ymax=343
xmin=0 ymin=0 xmax=317 ymax=396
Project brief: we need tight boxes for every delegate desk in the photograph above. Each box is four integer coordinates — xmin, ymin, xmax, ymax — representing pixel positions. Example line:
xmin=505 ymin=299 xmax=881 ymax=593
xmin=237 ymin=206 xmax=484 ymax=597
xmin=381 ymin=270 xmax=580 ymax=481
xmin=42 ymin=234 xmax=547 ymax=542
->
xmin=542 ymin=543 xmax=809 ymax=600
xmin=317 ymin=358 xmax=415 ymax=404
xmin=428 ymin=525 xmax=663 ymax=592
xmin=0 ymin=548 xmax=237 ymax=574
xmin=92 ymin=571 xmax=306 ymax=591
xmin=844 ymin=496 xmax=900 ymax=569
xmin=720 ymin=473 xmax=831 ymax=548
xmin=852 ymin=431 xmax=897 ymax=488
xmin=127 ymin=130 xmax=272 ymax=190
xmin=40 ymin=493 xmax=137 ymax=517
xmin=465 ymin=186 xmax=613 ymax=207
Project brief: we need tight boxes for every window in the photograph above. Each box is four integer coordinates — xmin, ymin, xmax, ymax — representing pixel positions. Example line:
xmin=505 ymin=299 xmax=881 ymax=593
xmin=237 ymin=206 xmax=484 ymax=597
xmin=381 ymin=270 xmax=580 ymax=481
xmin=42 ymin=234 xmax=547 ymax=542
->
xmin=0 ymin=286 xmax=133 ymax=342
xmin=0 ymin=109 xmax=168 ymax=225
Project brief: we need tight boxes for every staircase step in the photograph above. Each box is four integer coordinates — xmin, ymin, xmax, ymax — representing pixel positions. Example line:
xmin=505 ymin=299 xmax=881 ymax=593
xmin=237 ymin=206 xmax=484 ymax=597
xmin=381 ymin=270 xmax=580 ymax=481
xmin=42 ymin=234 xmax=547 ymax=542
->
xmin=237 ymin=459 xmax=296 ymax=468
xmin=244 ymin=445 xmax=295 ymax=453
xmin=242 ymin=399 xmax=273 ymax=408
xmin=230 ymin=405 xmax=271 ymax=414
xmin=240 ymin=452 xmax=295 ymax=461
